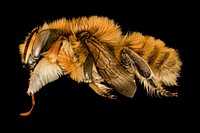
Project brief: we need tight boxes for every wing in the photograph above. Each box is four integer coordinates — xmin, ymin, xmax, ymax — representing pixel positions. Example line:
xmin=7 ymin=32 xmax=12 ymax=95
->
xmin=79 ymin=32 xmax=137 ymax=98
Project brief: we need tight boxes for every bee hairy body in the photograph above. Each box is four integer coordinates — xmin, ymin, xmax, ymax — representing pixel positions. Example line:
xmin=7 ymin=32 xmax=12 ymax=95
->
xmin=19 ymin=15 xmax=182 ymax=116
xmin=118 ymin=32 xmax=182 ymax=96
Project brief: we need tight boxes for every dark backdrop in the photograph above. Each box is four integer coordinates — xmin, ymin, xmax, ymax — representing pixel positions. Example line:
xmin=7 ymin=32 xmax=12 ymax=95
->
xmin=3 ymin=0 xmax=197 ymax=131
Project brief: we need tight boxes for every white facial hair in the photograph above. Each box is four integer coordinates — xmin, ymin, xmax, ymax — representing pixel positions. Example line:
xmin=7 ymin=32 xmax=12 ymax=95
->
xmin=27 ymin=58 xmax=63 ymax=95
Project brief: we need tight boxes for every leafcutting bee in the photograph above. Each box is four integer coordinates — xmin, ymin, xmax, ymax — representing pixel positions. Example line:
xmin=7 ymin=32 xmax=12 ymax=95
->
xmin=19 ymin=15 xmax=182 ymax=116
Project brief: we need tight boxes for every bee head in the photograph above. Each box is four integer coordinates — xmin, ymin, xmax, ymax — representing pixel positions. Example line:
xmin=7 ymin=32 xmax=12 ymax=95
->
xmin=19 ymin=28 xmax=52 ymax=71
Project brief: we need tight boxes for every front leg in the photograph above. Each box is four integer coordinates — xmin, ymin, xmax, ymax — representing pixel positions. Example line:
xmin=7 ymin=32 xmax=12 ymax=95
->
xmin=83 ymin=54 xmax=94 ymax=82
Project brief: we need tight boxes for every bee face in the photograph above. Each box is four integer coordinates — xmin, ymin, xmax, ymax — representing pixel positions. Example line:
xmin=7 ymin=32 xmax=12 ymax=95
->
xmin=19 ymin=28 xmax=39 ymax=70
xmin=19 ymin=16 xmax=182 ymax=116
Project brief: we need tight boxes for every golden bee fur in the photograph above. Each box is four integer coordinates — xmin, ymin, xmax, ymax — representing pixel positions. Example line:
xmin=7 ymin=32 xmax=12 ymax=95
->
xmin=19 ymin=15 xmax=182 ymax=116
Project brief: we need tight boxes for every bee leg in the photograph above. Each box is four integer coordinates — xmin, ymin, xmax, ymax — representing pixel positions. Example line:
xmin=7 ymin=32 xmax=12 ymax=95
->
xmin=121 ymin=47 xmax=158 ymax=88
xmin=84 ymin=54 xmax=93 ymax=82
xmin=89 ymin=82 xmax=117 ymax=99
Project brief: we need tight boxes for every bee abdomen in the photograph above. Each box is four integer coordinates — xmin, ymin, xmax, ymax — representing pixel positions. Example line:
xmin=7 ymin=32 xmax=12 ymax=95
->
xmin=122 ymin=32 xmax=182 ymax=86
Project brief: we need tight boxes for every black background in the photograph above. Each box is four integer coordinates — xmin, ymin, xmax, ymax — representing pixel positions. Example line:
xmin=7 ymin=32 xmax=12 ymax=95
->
xmin=3 ymin=0 xmax=198 ymax=131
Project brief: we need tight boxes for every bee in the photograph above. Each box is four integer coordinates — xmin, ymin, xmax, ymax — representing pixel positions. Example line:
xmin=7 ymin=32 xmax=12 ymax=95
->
xmin=19 ymin=15 xmax=182 ymax=116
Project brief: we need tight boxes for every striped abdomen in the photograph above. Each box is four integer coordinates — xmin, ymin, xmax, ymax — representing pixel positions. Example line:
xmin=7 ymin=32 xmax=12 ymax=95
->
xmin=121 ymin=32 xmax=182 ymax=87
